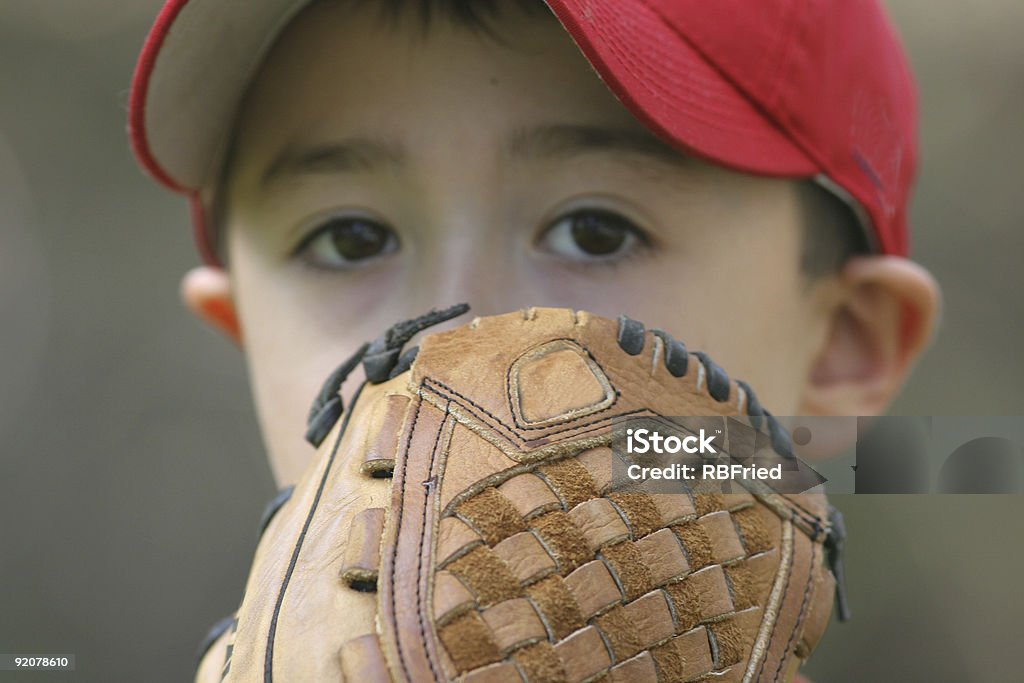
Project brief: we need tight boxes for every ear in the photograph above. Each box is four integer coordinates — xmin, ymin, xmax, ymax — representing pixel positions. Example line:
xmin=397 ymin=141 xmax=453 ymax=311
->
xmin=180 ymin=266 xmax=243 ymax=346
xmin=801 ymin=256 xmax=940 ymax=417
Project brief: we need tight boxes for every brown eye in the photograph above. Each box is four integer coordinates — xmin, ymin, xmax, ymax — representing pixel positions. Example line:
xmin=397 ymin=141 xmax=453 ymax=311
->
xmin=299 ymin=217 xmax=398 ymax=268
xmin=570 ymin=211 xmax=631 ymax=255
xmin=540 ymin=209 xmax=646 ymax=261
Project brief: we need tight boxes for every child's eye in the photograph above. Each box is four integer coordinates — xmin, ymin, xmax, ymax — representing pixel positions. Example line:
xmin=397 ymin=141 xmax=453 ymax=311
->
xmin=296 ymin=216 xmax=399 ymax=268
xmin=538 ymin=209 xmax=649 ymax=262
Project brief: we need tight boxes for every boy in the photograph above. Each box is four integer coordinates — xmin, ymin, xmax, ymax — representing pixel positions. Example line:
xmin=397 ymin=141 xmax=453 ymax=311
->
xmin=131 ymin=0 xmax=938 ymax=485
xmin=129 ymin=0 xmax=939 ymax=677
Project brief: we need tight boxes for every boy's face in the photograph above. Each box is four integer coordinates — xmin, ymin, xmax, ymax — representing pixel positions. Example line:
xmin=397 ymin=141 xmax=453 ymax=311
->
xmin=221 ymin=1 xmax=839 ymax=483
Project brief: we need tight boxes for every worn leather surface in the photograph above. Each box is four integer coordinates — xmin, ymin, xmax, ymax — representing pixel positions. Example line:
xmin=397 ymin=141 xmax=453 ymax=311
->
xmin=198 ymin=308 xmax=836 ymax=682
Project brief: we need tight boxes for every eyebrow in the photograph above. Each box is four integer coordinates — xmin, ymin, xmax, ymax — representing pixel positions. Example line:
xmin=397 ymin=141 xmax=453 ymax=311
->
xmin=507 ymin=123 xmax=693 ymax=168
xmin=261 ymin=136 xmax=407 ymax=187
xmin=260 ymin=123 xmax=691 ymax=186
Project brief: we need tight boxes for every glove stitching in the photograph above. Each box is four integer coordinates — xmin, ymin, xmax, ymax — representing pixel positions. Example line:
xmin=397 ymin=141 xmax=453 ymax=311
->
xmin=425 ymin=376 xmax=642 ymax=443
xmin=772 ymin=539 xmax=818 ymax=682
xmin=415 ymin=400 xmax=451 ymax=682
xmin=755 ymin=511 xmax=798 ymax=682
xmin=387 ymin=398 xmax=425 ymax=683
xmin=504 ymin=338 xmax=622 ymax=431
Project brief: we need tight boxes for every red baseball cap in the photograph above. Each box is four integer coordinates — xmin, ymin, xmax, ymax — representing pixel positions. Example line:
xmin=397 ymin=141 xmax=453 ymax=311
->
xmin=129 ymin=0 xmax=918 ymax=264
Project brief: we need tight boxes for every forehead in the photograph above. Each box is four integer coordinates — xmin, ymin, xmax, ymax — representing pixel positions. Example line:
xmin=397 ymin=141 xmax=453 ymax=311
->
xmin=231 ymin=0 xmax=645 ymax=162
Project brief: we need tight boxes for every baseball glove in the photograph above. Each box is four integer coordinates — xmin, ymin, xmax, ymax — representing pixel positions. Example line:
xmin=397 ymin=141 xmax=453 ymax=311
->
xmin=197 ymin=306 xmax=847 ymax=683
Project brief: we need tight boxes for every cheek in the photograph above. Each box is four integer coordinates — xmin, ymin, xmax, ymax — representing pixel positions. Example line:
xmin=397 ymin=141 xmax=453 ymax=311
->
xmin=235 ymin=284 xmax=343 ymax=483
xmin=230 ymin=237 xmax=391 ymax=483
xmin=557 ymin=254 xmax=813 ymax=415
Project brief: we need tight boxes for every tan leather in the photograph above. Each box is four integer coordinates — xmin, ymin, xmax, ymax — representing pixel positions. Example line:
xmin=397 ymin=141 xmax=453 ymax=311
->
xmin=199 ymin=308 xmax=838 ymax=682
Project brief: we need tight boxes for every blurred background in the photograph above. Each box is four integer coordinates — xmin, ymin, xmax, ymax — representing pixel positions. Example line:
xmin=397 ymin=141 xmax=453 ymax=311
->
xmin=1 ymin=1 xmax=1022 ymax=681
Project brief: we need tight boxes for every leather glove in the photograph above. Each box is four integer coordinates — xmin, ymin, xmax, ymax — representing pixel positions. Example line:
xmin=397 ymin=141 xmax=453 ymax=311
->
xmin=197 ymin=307 xmax=845 ymax=683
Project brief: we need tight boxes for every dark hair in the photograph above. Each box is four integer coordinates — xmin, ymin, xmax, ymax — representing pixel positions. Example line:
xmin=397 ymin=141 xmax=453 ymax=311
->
xmin=215 ymin=0 xmax=871 ymax=278
xmin=796 ymin=180 xmax=871 ymax=278
xmin=349 ymin=0 xmax=549 ymax=29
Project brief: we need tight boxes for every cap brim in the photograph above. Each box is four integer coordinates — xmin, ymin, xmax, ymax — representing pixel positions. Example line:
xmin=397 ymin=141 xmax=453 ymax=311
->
xmin=548 ymin=0 xmax=817 ymax=176
xmin=130 ymin=0 xmax=310 ymax=192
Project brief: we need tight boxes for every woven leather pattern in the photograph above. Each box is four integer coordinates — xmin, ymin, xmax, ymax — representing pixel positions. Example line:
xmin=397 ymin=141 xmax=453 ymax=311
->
xmin=431 ymin=431 xmax=782 ymax=683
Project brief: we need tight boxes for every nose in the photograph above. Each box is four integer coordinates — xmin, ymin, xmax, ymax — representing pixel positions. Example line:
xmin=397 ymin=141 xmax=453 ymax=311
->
xmin=402 ymin=230 xmax=537 ymax=321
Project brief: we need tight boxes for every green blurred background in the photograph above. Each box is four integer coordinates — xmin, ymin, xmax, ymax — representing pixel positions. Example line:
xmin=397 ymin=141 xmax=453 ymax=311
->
xmin=1 ymin=1 xmax=1022 ymax=681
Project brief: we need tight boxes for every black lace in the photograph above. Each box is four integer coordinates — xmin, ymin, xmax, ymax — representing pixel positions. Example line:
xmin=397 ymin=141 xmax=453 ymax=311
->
xmin=826 ymin=505 xmax=852 ymax=621
xmin=616 ymin=315 xmax=794 ymax=460
xmin=304 ymin=304 xmax=470 ymax=447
